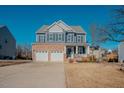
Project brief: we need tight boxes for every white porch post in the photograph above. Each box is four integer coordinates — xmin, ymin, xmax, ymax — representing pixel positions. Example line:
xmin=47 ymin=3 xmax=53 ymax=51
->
xmin=87 ymin=45 xmax=90 ymax=55
xmin=76 ymin=46 xmax=78 ymax=54
xmin=64 ymin=46 xmax=66 ymax=54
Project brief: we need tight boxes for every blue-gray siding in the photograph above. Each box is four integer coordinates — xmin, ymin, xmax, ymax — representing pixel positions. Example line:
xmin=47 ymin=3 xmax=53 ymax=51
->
xmin=36 ymin=32 xmax=85 ymax=44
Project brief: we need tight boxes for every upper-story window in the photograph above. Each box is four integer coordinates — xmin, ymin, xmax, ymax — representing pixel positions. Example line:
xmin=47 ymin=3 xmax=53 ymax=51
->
xmin=58 ymin=33 xmax=62 ymax=41
xmin=83 ymin=35 xmax=85 ymax=42
xmin=5 ymin=40 xmax=8 ymax=44
xmin=67 ymin=34 xmax=71 ymax=42
xmin=62 ymin=33 xmax=64 ymax=41
xmin=77 ymin=35 xmax=81 ymax=43
xmin=77 ymin=35 xmax=84 ymax=43
xmin=48 ymin=33 xmax=64 ymax=42
xmin=81 ymin=35 xmax=84 ymax=42
xmin=49 ymin=33 xmax=53 ymax=42
xmin=67 ymin=33 xmax=73 ymax=43
xmin=39 ymin=34 xmax=45 ymax=42
xmin=55 ymin=33 xmax=58 ymax=41
xmin=0 ymin=44 xmax=2 ymax=49
xmin=49 ymin=34 xmax=53 ymax=40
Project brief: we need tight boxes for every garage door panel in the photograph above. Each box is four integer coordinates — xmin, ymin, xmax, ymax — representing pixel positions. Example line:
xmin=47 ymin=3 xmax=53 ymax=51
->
xmin=36 ymin=52 xmax=48 ymax=62
xmin=51 ymin=52 xmax=63 ymax=62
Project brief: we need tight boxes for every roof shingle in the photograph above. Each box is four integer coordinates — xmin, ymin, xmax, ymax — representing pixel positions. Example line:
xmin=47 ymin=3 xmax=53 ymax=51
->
xmin=36 ymin=20 xmax=86 ymax=34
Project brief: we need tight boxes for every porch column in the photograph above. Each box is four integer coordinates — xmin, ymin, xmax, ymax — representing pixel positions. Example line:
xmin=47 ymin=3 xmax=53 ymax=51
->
xmin=76 ymin=46 xmax=78 ymax=54
xmin=87 ymin=45 xmax=90 ymax=55
xmin=64 ymin=46 xmax=67 ymax=60
xmin=64 ymin=46 xmax=66 ymax=54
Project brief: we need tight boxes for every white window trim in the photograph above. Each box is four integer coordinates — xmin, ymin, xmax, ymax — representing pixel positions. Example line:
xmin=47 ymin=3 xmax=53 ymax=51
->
xmin=39 ymin=34 xmax=45 ymax=42
xmin=58 ymin=33 xmax=62 ymax=41
xmin=49 ymin=33 xmax=53 ymax=42
xmin=67 ymin=34 xmax=73 ymax=43
xmin=77 ymin=35 xmax=81 ymax=43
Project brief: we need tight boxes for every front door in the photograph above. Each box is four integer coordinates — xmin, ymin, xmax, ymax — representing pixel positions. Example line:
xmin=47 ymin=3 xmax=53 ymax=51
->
xmin=66 ymin=47 xmax=75 ymax=58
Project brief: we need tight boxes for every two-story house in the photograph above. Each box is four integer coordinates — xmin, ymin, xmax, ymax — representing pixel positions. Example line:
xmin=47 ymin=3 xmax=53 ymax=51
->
xmin=0 ymin=25 xmax=16 ymax=59
xmin=32 ymin=20 xmax=88 ymax=62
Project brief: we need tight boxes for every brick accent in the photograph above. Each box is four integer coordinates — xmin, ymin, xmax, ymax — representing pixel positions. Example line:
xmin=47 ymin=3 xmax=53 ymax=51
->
xmin=32 ymin=43 xmax=66 ymax=61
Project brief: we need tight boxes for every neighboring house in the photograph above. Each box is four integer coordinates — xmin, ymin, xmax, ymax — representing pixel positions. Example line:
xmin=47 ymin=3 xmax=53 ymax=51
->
xmin=32 ymin=20 xmax=89 ymax=62
xmin=118 ymin=42 xmax=124 ymax=62
xmin=0 ymin=25 xmax=16 ymax=59
xmin=89 ymin=46 xmax=106 ymax=61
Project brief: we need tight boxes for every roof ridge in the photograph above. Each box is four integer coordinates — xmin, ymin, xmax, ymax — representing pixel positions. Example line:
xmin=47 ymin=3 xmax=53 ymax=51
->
xmin=0 ymin=25 xmax=6 ymax=28
xmin=56 ymin=20 xmax=73 ymax=31
xmin=36 ymin=21 xmax=86 ymax=34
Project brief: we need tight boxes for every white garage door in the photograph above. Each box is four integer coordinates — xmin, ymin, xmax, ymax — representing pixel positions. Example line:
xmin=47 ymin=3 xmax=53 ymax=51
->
xmin=51 ymin=51 xmax=64 ymax=62
xmin=36 ymin=51 xmax=48 ymax=62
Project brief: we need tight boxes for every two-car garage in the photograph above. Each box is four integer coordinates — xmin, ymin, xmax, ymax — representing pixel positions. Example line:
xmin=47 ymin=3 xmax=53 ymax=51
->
xmin=35 ymin=51 xmax=64 ymax=62
xmin=32 ymin=44 xmax=65 ymax=62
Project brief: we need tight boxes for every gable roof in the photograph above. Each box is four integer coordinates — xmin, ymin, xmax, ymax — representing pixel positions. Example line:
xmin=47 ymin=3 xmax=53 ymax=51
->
xmin=71 ymin=26 xmax=86 ymax=33
xmin=0 ymin=25 xmax=16 ymax=41
xmin=36 ymin=20 xmax=86 ymax=34
xmin=36 ymin=25 xmax=49 ymax=33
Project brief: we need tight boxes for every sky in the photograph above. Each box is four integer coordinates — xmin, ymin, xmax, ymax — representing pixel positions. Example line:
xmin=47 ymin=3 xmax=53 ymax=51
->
xmin=0 ymin=5 xmax=121 ymax=49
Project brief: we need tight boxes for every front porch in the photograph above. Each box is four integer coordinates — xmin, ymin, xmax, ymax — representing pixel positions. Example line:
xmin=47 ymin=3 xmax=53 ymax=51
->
xmin=66 ymin=45 xmax=88 ymax=59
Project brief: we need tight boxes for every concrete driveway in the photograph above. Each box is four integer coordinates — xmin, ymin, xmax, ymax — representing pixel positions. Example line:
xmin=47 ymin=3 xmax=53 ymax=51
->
xmin=0 ymin=62 xmax=66 ymax=88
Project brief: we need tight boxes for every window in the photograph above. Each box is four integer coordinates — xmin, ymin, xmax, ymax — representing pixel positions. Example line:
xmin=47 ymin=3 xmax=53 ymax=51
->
xmin=62 ymin=33 xmax=64 ymax=41
xmin=67 ymin=34 xmax=71 ymax=42
xmin=58 ymin=33 xmax=62 ymax=41
xmin=0 ymin=45 xmax=2 ymax=49
xmin=77 ymin=35 xmax=84 ymax=43
xmin=53 ymin=33 xmax=55 ymax=41
xmin=46 ymin=33 xmax=64 ymax=42
xmin=55 ymin=33 xmax=64 ymax=42
xmin=49 ymin=34 xmax=53 ymax=40
xmin=67 ymin=33 xmax=73 ymax=43
xmin=39 ymin=34 xmax=45 ymax=42
xmin=78 ymin=46 xmax=83 ymax=54
xmin=77 ymin=35 xmax=81 ymax=43
xmin=81 ymin=35 xmax=83 ymax=43
xmin=83 ymin=46 xmax=86 ymax=54
xmin=5 ymin=40 xmax=8 ymax=44
xmin=49 ymin=33 xmax=53 ymax=42
xmin=55 ymin=33 xmax=58 ymax=41
xmin=83 ymin=35 xmax=85 ymax=42
xmin=78 ymin=46 xmax=86 ymax=54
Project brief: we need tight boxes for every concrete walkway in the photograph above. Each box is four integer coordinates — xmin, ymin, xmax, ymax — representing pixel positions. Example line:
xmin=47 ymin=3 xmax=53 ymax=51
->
xmin=0 ymin=62 xmax=66 ymax=88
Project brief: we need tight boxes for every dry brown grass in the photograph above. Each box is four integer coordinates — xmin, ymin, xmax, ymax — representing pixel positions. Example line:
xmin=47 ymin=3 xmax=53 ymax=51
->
xmin=0 ymin=60 xmax=31 ymax=67
xmin=65 ymin=62 xmax=124 ymax=88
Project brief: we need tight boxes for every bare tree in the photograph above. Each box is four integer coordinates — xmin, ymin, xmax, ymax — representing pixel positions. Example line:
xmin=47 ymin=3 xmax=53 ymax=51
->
xmin=16 ymin=44 xmax=32 ymax=60
xmin=94 ymin=7 xmax=124 ymax=43
xmin=16 ymin=44 xmax=23 ymax=59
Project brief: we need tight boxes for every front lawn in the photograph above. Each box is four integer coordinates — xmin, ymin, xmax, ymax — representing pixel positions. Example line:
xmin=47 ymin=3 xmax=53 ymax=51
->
xmin=65 ymin=62 xmax=124 ymax=88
